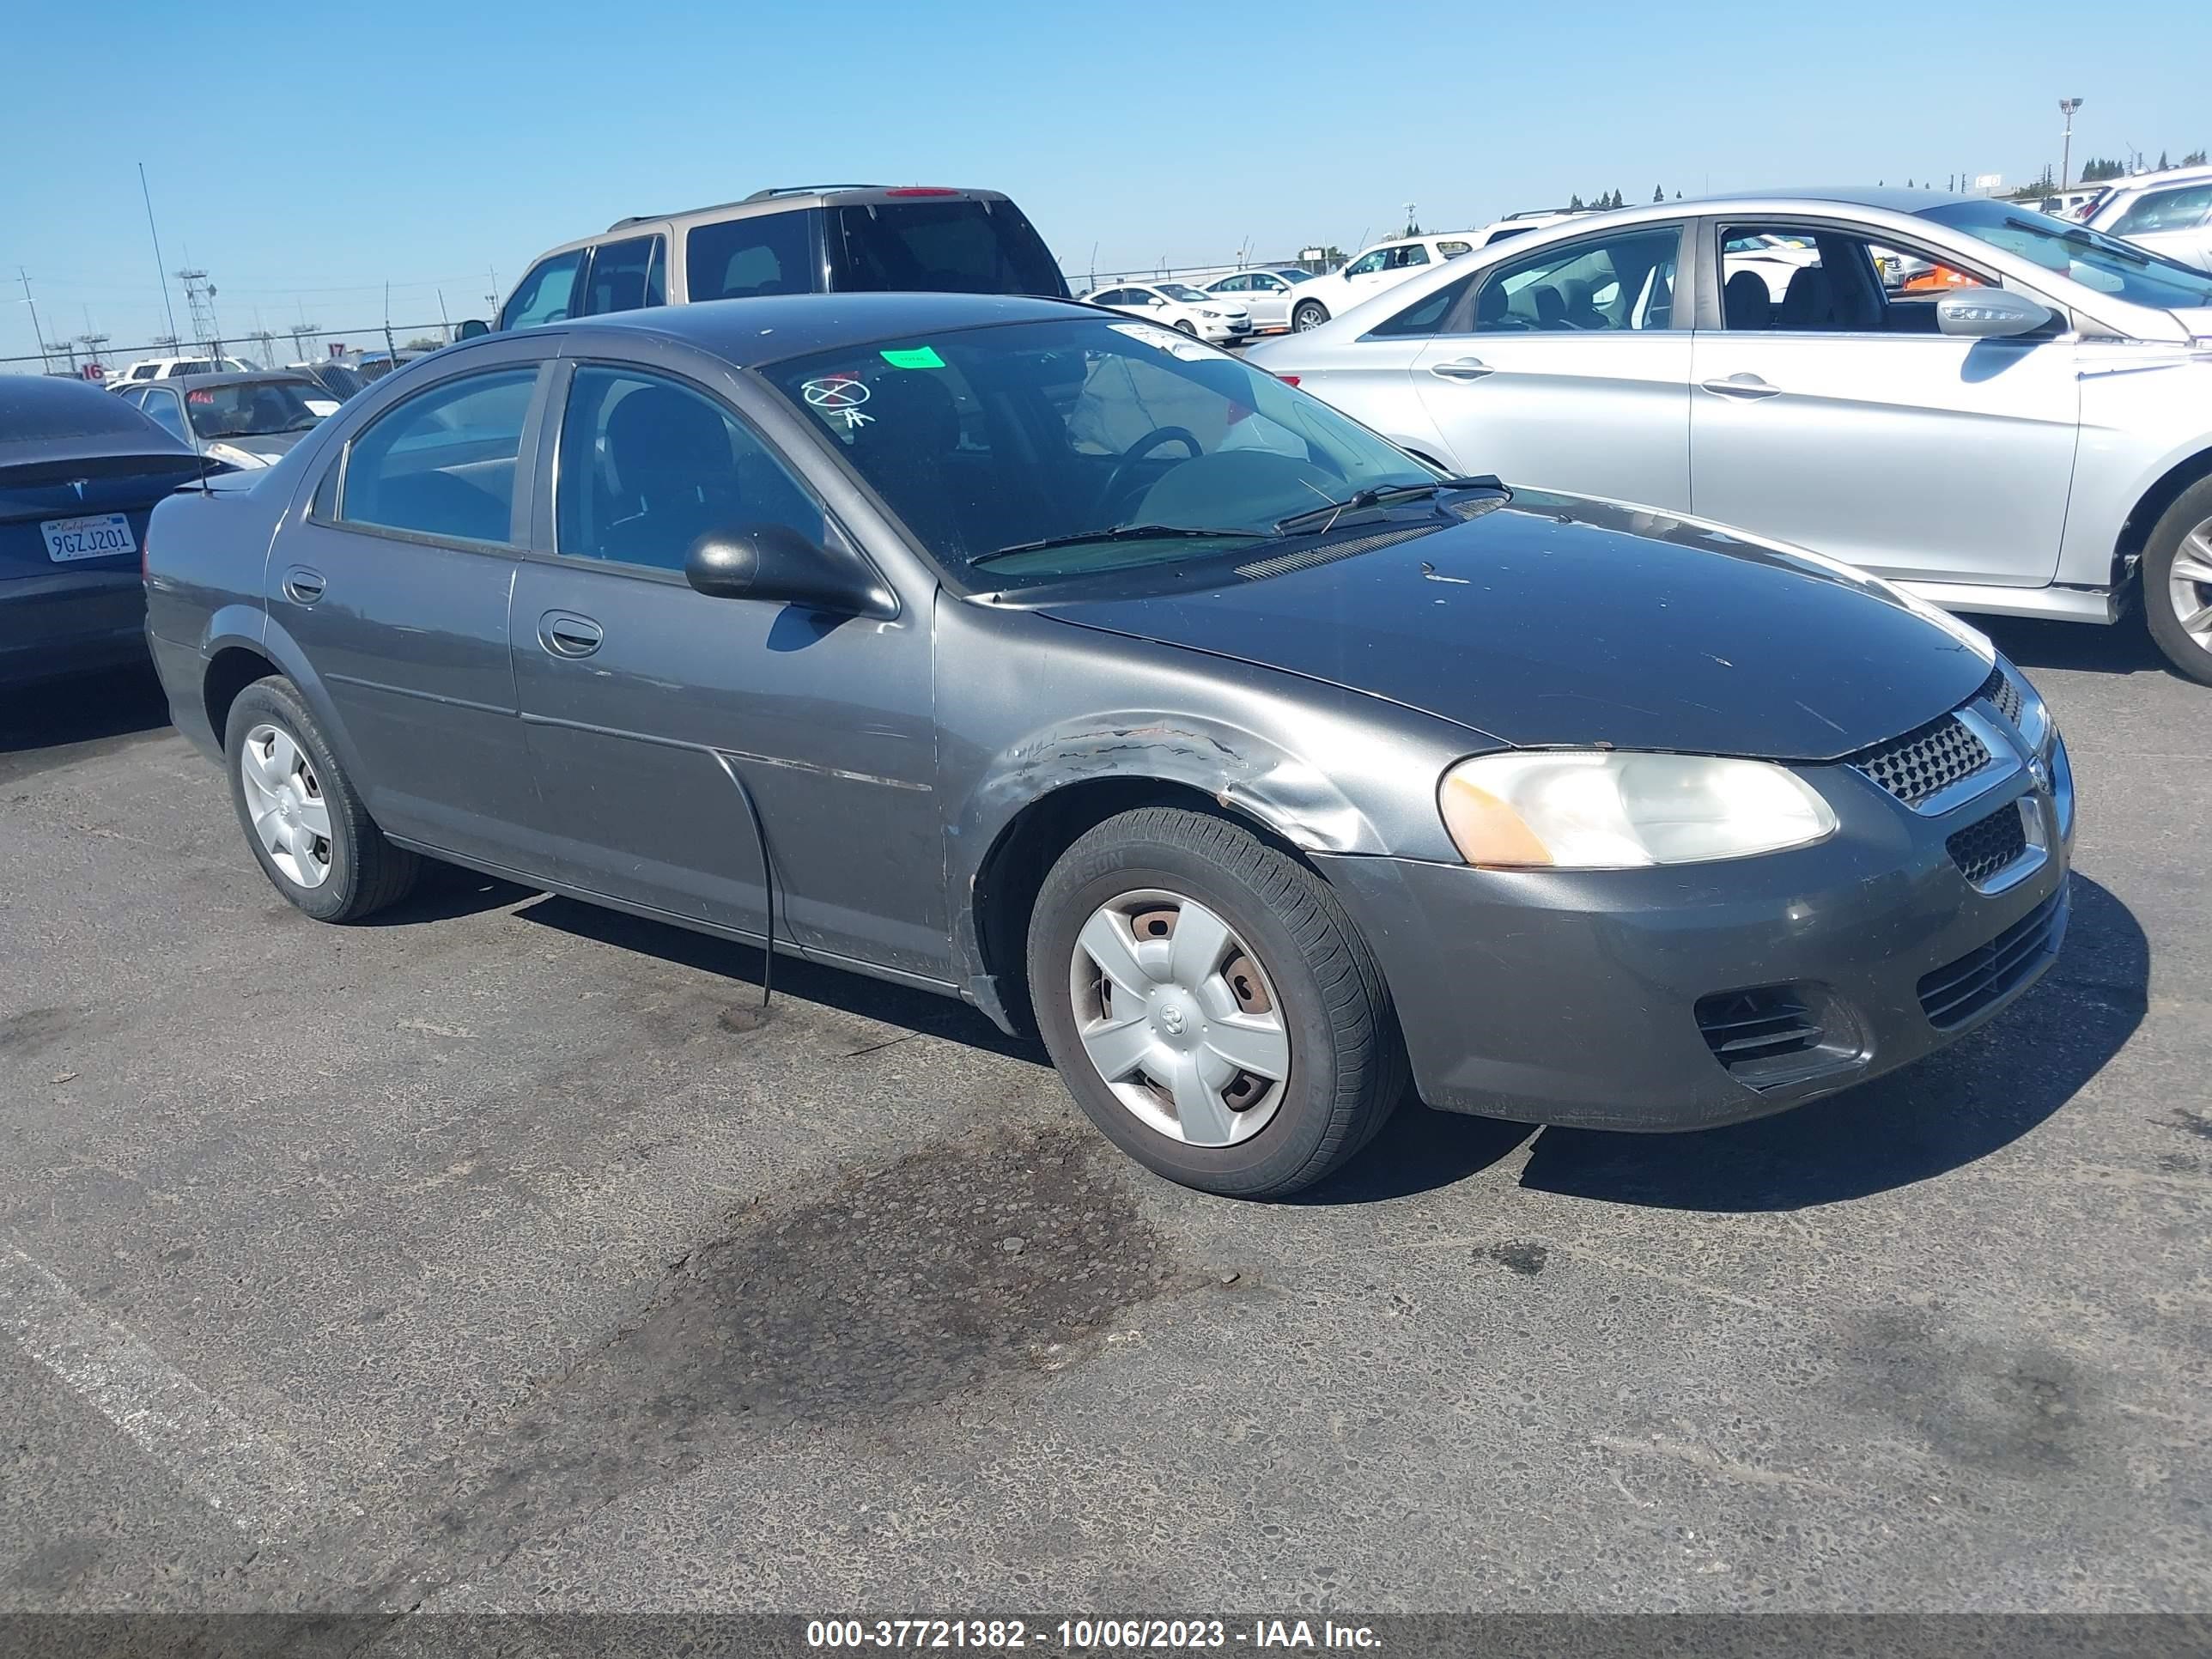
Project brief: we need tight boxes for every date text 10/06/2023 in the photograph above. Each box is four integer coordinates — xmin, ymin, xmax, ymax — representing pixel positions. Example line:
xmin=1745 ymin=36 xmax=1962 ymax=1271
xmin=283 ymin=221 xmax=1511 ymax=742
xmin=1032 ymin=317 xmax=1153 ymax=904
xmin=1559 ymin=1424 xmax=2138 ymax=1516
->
xmin=805 ymin=1619 xmax=1382 ymax=1650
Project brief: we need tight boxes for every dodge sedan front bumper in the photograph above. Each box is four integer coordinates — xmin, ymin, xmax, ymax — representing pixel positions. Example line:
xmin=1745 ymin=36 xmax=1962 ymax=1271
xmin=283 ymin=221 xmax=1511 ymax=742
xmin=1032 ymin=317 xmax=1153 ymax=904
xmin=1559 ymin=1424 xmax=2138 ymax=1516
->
xmin=1316 ymin=733 xmax=2073 ymax=1133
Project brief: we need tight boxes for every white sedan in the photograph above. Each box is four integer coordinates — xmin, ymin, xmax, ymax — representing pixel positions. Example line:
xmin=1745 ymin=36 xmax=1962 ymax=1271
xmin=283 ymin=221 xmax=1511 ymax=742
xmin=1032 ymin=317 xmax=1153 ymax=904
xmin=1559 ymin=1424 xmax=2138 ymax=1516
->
xmin=1085 ymin=283 xmax=1253 ymax=343
xmin=1250 ymin=188 xmax=2212 ymax=683
xmin=1200 ymin=267 xmax=1319 ymax=331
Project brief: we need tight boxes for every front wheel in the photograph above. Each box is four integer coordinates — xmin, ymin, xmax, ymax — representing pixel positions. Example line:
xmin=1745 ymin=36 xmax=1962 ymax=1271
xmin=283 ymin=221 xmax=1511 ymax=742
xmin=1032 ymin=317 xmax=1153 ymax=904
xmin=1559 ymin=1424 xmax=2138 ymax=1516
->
xmin=1027 ymin=807 xmax=1406 ymax=1199
xmin=225 ymin=676 xmax=420 ymax=921
xmin=1292 ymin=301 xmax=1329 ymax=331
xmin=2144 ymin=477 xmax=2212 ymax=685
xmin=1174 ymin=319 xmax=1198 ymax=336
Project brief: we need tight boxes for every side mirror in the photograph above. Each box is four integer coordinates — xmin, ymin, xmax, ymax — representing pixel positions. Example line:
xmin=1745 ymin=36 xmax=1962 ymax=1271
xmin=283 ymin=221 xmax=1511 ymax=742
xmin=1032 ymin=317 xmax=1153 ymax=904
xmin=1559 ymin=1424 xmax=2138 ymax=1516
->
xmin=684 ymin=523 xmax=896 ymax=617
xmin=1936 ymin=288 xmax=2056 ymax=339
xmin=1147 ymin=295 xmax=1168 ymax=307
xmin=453 ymin=318 xmax=491 ymax=341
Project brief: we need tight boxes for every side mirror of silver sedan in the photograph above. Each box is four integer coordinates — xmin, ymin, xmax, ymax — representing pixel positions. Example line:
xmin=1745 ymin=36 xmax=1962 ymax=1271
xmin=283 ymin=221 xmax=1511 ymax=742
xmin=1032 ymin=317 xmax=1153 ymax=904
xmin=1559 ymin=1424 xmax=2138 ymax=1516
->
xmin=1936 ymin=288 xmax=2057 ymax=339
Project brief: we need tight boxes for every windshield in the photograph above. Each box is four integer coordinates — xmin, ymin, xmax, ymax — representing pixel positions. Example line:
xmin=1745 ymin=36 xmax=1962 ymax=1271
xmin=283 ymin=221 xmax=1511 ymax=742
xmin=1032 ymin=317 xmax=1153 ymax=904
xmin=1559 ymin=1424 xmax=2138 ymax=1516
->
xmin=1279 ymin=269 xmax=1315 ymax=283
xmin=1158 ymin=284 xmax=1211 ymax=302
xmin=764 ymin=315 xmax=1437 ymax=587
xmin=183 ymin=380 xmax=331 ymax=440
xmin=829 ymin=200 xmax=1068 ymax=299
xmin=1919 ymin=198 xmax=2212 ymax=310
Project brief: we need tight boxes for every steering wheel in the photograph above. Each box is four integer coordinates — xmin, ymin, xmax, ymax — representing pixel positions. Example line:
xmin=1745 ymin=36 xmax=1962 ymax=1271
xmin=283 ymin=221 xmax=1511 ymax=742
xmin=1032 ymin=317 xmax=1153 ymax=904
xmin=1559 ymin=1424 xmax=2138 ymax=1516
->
xmin=1092 ymin=426 xmax=1203 ymax=521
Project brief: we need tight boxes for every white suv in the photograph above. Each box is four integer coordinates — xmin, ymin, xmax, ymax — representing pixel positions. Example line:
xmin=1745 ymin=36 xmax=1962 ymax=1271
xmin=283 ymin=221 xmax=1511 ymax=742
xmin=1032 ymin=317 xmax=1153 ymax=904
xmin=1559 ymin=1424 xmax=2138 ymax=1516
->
xmin=112 ymin=354 xmax=254 ymax=386
xmin=2085 ymin=165 xmax=2212 ymax=272
xmin=1285 ymin=220 xmax=1590 ymax=332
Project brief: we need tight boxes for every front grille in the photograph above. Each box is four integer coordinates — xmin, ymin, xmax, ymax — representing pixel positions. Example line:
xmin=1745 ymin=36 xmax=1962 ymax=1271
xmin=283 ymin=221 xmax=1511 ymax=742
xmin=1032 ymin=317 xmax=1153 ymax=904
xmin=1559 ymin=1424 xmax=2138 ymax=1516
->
xmin=1917 ymin=887 xmax=2068 ymax=1030
xmin=1947 ymin=803 xmax=2028 ymax=886
xmin=1850 ymin=713 xmax=1993 ymax=807
xmin=1980 ymin=664 xmax=2023 ymax=728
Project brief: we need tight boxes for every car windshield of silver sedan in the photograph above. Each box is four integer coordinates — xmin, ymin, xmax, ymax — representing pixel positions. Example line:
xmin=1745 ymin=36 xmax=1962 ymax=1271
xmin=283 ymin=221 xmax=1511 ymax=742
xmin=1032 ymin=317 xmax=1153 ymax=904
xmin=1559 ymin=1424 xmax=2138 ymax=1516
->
xmin=1919 ymin=198 xmax=2212 ymax=309
xmin=765 ymin=316 xmax=1439 ymax=585
xmin=184 ymin=380 xmax=330 ymax=441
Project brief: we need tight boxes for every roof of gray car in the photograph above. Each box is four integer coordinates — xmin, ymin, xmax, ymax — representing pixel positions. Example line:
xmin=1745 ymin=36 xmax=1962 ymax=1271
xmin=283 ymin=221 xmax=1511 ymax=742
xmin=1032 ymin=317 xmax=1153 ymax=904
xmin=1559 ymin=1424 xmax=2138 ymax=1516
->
xmin=563 ymin=292 xmax=1091 ymax=367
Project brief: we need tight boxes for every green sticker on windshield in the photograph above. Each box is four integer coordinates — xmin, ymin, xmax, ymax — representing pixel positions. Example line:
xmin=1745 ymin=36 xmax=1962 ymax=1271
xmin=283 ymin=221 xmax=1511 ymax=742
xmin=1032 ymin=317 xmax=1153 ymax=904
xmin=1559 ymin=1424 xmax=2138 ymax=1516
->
xmin=879 ymin=345 xmax=945 ymax=369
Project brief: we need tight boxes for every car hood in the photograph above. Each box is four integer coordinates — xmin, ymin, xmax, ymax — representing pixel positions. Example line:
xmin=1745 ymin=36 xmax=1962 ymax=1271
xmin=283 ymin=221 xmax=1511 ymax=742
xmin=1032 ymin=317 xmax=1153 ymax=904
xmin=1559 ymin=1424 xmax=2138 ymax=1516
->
xmin=1028 ymin=492 xmax=1995 ymax=761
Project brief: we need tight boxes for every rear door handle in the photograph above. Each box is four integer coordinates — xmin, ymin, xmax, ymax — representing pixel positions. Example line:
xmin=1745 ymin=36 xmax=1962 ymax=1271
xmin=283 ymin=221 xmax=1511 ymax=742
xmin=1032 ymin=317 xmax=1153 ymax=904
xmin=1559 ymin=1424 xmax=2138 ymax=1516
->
xmin=1428 ymin=356 xmax=1494 ymax=380
xmin=281 ymin=565 xmax=325 ymax=605
xmin=538 ymin=611 xmax=604 ymax=658
xmin=1699 ymin=373 xmax=1781 ymax=399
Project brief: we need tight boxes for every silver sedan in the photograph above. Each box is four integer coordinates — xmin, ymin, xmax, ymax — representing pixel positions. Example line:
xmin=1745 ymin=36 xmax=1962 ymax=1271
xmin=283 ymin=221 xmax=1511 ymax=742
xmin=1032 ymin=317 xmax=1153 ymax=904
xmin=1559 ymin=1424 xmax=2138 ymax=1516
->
xmin=1250 ymin=188 xmax=2212 ymax=684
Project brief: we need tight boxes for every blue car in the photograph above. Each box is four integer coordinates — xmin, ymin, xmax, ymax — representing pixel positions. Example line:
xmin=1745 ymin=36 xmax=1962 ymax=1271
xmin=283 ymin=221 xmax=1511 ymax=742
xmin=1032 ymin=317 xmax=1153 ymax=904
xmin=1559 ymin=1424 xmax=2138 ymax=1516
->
xmin=2 ymin=376 xmax=213 ymax=686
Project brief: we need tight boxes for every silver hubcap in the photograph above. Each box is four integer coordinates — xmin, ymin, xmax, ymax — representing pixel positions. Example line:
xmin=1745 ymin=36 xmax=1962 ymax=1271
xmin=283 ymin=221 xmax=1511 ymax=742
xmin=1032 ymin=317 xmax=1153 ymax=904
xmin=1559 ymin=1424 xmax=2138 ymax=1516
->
xmin=1068 ymin=890 xmax=1291 ymax=1147
xmin=240 ymin=723 xmax=333 ymax=889
xmin=2171 ymin=519 xmax=2212 ymax=648
xmin=1295 ymin=307 xmax=1320 ymax=331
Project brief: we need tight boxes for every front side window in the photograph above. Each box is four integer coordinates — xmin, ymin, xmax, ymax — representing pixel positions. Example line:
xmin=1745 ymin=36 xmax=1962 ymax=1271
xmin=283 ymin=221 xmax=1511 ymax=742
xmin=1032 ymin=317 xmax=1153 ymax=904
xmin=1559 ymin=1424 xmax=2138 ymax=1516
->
xmin=688 ymin=212 xmax=814 ymax=301
xmin=1475 ymin=227 xmax=1680 ymax=332
xmin=1344 ymin=249 xmax=1389 ymax=276
xmin=339 ymin=368 xmax=537 ymax=545
xmin=763 ymin=316 xmax=1437 ymax=587
xmin=1720 ymin=225 xmax=1993 ymax=334
xmin=556 ymin=367 xmax=823 ymax=574
xmin=2110 ymin=183 xmax=2212 ymax=237
xmin=1918 ymin=198 xmax=2212 ymax=309
xmin=580 ymin=235 xmax=665 ymax=315
xmin=501 ymin=251 xmax=583 ymax=331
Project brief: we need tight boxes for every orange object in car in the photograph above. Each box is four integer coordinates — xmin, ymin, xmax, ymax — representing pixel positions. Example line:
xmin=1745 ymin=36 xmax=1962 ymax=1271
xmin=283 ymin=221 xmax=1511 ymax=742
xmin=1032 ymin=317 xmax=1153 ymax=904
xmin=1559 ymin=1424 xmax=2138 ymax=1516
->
xmin=1903 ymin=264 xmax=1982 ymax=293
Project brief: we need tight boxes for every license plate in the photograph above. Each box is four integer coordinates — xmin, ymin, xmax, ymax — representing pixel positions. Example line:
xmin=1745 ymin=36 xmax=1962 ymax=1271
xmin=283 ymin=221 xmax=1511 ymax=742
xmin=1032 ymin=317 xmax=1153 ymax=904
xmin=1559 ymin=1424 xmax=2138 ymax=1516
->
xmin=40 ymin=513 xmax=136 ymax=562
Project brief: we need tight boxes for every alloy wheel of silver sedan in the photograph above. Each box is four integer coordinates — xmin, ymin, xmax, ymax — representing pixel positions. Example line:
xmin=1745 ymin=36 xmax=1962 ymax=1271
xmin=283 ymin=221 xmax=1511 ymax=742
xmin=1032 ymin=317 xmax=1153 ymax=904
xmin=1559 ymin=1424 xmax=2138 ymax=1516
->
xmin=2167 ymin=517 xmax=2212 ymax=649
xmin=239 ymin=722 xmax=333 ymax=888
xmin=1067 ymin=888 xmax=1291 ymax=1146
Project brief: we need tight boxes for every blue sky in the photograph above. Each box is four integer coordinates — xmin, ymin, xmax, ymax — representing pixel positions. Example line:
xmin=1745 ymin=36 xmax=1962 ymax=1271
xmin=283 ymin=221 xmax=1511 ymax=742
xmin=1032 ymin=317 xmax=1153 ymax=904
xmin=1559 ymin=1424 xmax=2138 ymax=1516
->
xmin=3 ymin=0 xmax=2206 ymax=362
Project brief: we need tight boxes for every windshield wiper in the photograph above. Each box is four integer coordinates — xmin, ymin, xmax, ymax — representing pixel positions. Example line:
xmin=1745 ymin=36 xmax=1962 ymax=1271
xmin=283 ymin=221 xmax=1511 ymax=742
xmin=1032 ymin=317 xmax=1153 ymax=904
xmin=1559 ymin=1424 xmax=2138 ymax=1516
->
xmin=1273 ymin=475 xmax=1505 ymax=535
xmin=971 ymin=524 xmax=1267 ymax=565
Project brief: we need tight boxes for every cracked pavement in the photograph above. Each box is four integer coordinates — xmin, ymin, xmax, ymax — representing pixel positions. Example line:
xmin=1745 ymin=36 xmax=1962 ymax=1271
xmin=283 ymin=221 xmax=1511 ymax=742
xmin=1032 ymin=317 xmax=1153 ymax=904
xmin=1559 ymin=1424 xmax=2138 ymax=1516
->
xmin=0 ymin=615 xmax=2207 ymax=1632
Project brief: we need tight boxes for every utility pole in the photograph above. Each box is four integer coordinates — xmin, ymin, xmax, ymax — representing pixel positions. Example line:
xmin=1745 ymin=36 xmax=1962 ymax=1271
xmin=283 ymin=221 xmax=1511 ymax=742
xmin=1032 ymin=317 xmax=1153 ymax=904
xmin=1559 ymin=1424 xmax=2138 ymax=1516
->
xmin=177 ymin=268 xmax=222 ymax=355
xmin=17 ymin=268 xmax=49 ymax=374
xmin=2059 ymin=97 xmax=2083 ymax=188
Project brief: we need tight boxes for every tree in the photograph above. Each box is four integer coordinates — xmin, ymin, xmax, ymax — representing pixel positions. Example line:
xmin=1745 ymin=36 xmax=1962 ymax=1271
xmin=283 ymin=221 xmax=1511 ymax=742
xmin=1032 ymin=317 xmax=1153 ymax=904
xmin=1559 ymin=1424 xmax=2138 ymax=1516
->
xmin=1653 ymin=185 xmax=1665 ymax=203
xmin=402 ymin=336 xmax=441 ymax=353
xmin=2080 ymin=156 xmax=2124 ymax=182
xmin=1568 ymin=193 xmax=1584 ymax=210
xmin=2185 ymin=149 xmax=2209 ymax=167
xmin=2158 ymin=150 xmax=2170 ymax=170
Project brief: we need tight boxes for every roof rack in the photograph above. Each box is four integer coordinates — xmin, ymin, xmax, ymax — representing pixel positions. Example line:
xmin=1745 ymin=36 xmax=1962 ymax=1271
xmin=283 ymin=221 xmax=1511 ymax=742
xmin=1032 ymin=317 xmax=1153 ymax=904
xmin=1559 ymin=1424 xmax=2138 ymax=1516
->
xmin=606 ymin=185 xmax=892 ymax=232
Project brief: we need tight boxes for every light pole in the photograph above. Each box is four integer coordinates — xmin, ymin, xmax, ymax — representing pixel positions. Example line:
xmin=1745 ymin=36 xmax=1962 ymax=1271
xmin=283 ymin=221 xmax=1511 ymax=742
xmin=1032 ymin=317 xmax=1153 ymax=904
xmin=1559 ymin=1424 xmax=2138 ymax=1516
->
xmin=2059 ymin=97 xmax=2083 ymax=189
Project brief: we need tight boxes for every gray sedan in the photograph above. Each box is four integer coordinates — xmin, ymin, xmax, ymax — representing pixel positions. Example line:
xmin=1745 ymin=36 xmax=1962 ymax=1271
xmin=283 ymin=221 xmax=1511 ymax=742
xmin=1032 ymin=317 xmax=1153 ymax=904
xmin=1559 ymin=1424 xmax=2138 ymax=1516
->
xmin=145 ymin=294 xmax=2071 ymax=1197
xmin=1250 ymin=188 xmax=2212 ymax=684
xmin=115 ymin=370 xmax=341 ymax=471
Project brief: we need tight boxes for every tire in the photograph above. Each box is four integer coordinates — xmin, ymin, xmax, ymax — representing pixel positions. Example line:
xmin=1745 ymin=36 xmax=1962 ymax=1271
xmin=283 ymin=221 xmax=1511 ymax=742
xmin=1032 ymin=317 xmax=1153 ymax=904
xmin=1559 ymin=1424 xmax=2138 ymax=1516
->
xmin=2142 ymin=475 xmax=2212 ymax=686
xmin=1026 ymin=807 xmax=1406 ymax=1199
xmin=224 ymin=676 xmax=420 ymax=922
xmin=1292 ymin=301 xmax=1329 ymax=331
xmin=1174 ymin=319 xmax=1198 ymax=337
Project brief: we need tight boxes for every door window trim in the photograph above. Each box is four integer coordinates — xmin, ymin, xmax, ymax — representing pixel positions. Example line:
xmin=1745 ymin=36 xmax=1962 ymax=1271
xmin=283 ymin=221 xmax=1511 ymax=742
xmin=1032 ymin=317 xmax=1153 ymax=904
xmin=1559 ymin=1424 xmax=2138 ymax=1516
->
xmin=533 ymin=356 xmax=872 ymax=592
xmin=317 ymin=361 xmax=554 ymax=556
xmin=1692 ymin=216 xmax=2069 ymax=338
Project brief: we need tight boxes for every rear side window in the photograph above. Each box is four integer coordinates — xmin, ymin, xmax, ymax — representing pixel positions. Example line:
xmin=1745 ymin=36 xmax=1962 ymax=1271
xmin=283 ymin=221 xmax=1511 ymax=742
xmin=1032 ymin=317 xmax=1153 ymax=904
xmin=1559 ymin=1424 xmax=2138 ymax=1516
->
xmin=338 ymin=368 xmax=538 ymax=546
xmin=1369 ymin=272 xmax=1480 ymax=337
xmin=828 ymin=200 xmax=1067 ymax=298
xmin=500 ymin=250 xmax=583 ymax=331
xmin=687 ymin=212 xmax=815 ymax=301
xmin=580 ymin=235 xmax=665 ymax=315
xmin=141 ymin=389 xmax=189 ymax=442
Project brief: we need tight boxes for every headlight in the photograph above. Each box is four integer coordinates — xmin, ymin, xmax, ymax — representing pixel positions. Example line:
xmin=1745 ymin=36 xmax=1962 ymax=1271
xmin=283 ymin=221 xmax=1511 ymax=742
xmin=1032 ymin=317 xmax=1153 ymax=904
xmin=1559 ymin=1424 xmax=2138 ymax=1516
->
xmin=1200 ymin=308 xmax=1221 ymax=318
xmin=1438 ymin=751 xmax=1838 ymax=869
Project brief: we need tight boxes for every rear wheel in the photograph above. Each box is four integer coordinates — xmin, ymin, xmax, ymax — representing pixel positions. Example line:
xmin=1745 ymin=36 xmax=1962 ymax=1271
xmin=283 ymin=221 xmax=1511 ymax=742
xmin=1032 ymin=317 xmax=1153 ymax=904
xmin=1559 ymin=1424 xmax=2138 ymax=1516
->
xmin=225 ymin=677 xmax=419 ymax=921
xmin=1027 ymin=807 xmax=1405 ymax=1199
xmin=1292 ymin=300 xmax=1330 ymax=331
xmin=2144 ymin=477 xmax=2212 ymax=686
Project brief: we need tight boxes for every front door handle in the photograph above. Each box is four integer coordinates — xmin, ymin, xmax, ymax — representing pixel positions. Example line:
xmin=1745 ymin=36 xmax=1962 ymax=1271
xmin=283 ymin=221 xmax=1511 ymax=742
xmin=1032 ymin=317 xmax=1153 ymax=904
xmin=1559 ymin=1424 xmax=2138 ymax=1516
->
xmin=1699 ymin=373 xmax=1781 ymax=399
xmin=538 ymin=611 xmax=604 ymax=659
xmin=281 ymin=565 xmax=325 ymax=605
xmin=1428 ymin=356 xmax=1494 ymax=380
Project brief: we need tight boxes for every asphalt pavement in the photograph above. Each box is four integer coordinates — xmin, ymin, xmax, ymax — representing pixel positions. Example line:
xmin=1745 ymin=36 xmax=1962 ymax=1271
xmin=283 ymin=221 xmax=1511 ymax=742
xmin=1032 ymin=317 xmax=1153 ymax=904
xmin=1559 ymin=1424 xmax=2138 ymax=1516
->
xmin=0 ymin=617 xmax=2206 ymax=1633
